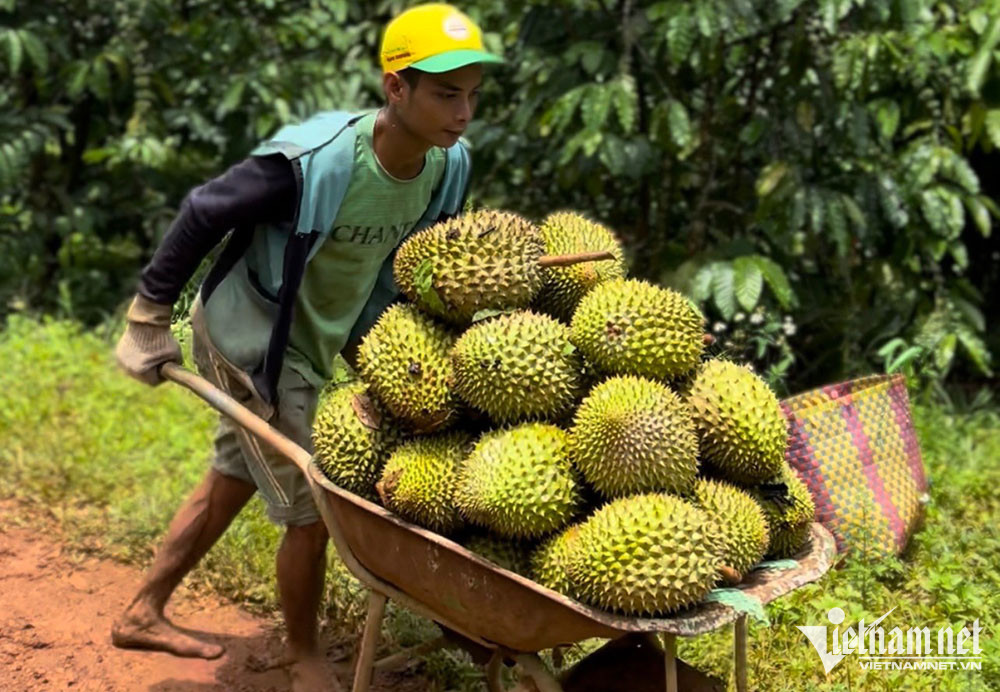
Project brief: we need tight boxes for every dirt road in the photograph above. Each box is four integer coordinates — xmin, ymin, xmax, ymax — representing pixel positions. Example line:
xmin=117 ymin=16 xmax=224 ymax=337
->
xmin=0 ymin=507 xmax=426 ymax=692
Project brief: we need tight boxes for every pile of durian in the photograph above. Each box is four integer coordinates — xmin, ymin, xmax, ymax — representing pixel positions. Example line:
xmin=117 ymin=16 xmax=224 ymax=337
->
xmin=311 ymin=209 xmax=815 ymax=618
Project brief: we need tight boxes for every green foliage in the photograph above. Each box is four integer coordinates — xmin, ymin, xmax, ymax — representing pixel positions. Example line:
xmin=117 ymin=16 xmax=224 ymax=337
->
xmin=467 ymin=0 xmax=998 ymax=388
xmin=1 ymin=0 xmax=997 ymax=391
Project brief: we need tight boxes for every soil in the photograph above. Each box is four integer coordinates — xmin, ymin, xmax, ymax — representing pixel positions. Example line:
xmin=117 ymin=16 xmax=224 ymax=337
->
xmin=0 ymin=503 xmax=430 ymax=692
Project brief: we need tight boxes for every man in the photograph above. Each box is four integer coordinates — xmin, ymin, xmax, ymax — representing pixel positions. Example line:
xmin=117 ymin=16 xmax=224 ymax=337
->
xmin=111 ymin=5 xmax=502 ymax=690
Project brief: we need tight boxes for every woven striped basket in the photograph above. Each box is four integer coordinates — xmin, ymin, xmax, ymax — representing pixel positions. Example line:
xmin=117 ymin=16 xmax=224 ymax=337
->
xmin=780 ymin=374 xmax=928 ymax=556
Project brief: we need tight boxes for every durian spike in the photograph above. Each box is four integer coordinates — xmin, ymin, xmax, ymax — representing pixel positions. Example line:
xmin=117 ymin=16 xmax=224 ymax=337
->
xmin=719 ymin=564 xmax=742 ymax=585
xmin=538 ymin=250 xmax=616 ymax=268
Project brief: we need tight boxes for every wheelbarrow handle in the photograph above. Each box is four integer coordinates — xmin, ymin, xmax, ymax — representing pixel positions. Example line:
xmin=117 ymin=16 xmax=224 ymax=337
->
xmin=159 ymin=362 xmax=313 ymax=475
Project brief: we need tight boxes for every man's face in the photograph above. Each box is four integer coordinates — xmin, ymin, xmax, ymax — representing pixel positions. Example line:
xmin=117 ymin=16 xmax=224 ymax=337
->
xmin=387 ymin=63 xmax=483 ymax=148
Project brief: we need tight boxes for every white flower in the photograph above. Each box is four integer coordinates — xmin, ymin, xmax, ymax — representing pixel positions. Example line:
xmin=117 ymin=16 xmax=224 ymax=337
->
xmin=749 ymin=312 xmax=765 ymax=325
xmin=713 ymin=321 xmax=727 ymax=333
xmin=734 ymin=312 xmax=746 ymax=322
xmin=782 ymin=322 xmax=797 ymax=336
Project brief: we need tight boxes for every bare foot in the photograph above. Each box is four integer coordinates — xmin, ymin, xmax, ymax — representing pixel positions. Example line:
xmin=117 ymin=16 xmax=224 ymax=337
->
xmin=111 ymin=607 xmax=224 ymax=659
xmin=289 ymin=655 xmax=343 ymax=692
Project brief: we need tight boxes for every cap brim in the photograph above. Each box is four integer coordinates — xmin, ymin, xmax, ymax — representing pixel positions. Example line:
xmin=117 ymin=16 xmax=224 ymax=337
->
xmin=409 ymin=49 xmax=505 ymax=73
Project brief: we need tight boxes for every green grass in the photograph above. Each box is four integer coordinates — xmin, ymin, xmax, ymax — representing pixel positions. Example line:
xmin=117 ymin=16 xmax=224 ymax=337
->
xmin=1 ymin=314 xmax=998 ymax=691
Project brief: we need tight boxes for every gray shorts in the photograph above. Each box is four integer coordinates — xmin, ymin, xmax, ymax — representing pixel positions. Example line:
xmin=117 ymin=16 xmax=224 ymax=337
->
xmin=191 ymin=303 xmax=321 ymax=527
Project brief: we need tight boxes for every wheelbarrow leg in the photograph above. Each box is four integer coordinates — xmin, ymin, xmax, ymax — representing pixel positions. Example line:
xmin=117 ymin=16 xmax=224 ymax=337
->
xmin=734 ymin=614 xmax=748 ymax=692
xmin=485 ymin=650 xmax=504 ymax=692
xmin=352 ymin=590 xmax=387 ymax=692
xmin=661 ymin=633 xmax=677 ymax=692
xmin=513 ymin=653 xmax=564 ymax=692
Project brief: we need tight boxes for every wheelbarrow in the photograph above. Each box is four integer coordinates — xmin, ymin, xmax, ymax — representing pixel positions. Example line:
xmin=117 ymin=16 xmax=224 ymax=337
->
xmin=161 ymin=362 xmax=837 ymax=692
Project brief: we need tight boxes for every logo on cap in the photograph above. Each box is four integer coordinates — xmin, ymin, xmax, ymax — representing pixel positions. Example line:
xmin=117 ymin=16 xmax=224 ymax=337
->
xmin=443 ymin=13 xmax=470 ymax=40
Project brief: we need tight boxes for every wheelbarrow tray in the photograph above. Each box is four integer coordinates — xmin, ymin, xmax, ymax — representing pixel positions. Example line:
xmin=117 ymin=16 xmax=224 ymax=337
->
xmin=309 ymin=459 xmax=836 ymax=653
xmin=161 ymin=362 xmax=836 ymax=661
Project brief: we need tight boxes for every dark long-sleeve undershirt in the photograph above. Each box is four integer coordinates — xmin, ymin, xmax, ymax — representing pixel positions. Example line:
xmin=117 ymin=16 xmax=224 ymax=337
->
xmin=138 ymin=154 xmax=297 ymax=305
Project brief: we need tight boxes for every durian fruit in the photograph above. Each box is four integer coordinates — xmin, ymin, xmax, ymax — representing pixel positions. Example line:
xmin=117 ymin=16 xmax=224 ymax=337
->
xmin=463 ymin=534 xmax=533 ymax=575
xmin=566 ymin=493 xmax=723 ymax=615
xmin=750 ymin=466 xmax=815 ymax=559
xmin=530 ymin=525 xmax=580 ymax=596
xmin=376 ymin=432 xmax=471 ymax=534
xmin=686 ymin=359 xmax=787 ymax=485
xmin=534 ymin=211 xmax=627 ymax=321
xmin=393 ymin=209 xmax=545 ymax=325
xmin=451 ymin=311 xmax=584 ymax=423
xmin=693 ymin=479 xmax=770 ymax=578
xmin=569 ymin=376 xmax=699 ymax=498
xmin=570 ymin=279 xmax=705 ymax=381
xmin=357 ymin=304 xmax=457 ymax=433
xmin=455 ymin=423 xmax=582 ymax=539
xmin=312 ymin=382 xmax=401 ymax=499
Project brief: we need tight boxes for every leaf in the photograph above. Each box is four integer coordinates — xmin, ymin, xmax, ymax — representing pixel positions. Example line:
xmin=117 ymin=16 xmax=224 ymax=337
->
xmin=543 ymin=87 xmax=585 ymax=135
xmin=666 ymin=10 xmax=696 ymax=65
xmin=964 ymin=195 xmax=992 ymax=237
xmin=951 ymin=295 xmax=986 ymax=333
xmin=18 ymin=29 xmax=46 ymax=72
xmin=888 ymin=346 xmax=923 ymax=374
xmin=691 ymin=264 xmax=714 ymax=302
xmin=711 ymin=262 xmax=736 ymax=320
xmin=956 ymin=325 xmax=994 ymax=376
xmin=598 ymin=136 xmax=627 ymax=175
xmin=934 ymin=333 xmax=957 ymax=373
xmin=825 ymin=194 xmax=850 ymax=257
xmin=581 ymin=47 xmax=603 ymax=75
xmin=412 ymin=259 xmax=446 ymax=314
xmin=472 ymin=308 xmax=513 ymax=323
xmin=733 ymin=257 xmax=763 ymax=311
xmin=756 ymin=161 xmax=789 ymax=198
xmin=68 ymin=61 xmax=90 ymax=99
xmin=877 ymin=337 xmax=907 ymax=358
xmin=217 ymin=80 xmax=246 ymax=120
xmin=871 ymin=99 xmax=900 ymax=140
xmin=581 ymin=130 xmax=602 ymax=157
xmin=795 ymin=101 xmax=815 ymax=131
xmin=4 ymin=28 xmax=22 ymax=73
xmin=612 ymin=76 xmax=637 ymax=134
xmin=985 ymin=110 xmax=1000 ymax=148
xmin=966 ymin=15 xmax=1000 ymax=97
xmin=808 ymin=187 xmax=825 ymax=233
xmin=949 ymin=241 xmax=968 ymax=270
xmin=841 ymin=195 xmax=867 ymax=230
xmin=921 ymin=188 xmax=952 ymax=236
xmin=667 ymin=100 xmax=692 ymax=151
xmin=751 ymin=255 xmax=795 ymax=309
xmin=89 ymin=59 xmax=111 ymax=101
xmin=877 ymin=175 xmax=909 ymax=228
xmin=581 ymin=84 xmax=612 ymax=130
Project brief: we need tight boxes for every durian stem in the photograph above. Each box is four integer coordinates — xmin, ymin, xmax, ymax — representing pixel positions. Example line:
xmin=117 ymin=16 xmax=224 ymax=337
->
xmin=719 ymin=564 xmax=742 ymax=585
xmin=538 ymin=250 xmax=615 ymax=268
xmin=374 ymin=480 xmax=389 ymax=507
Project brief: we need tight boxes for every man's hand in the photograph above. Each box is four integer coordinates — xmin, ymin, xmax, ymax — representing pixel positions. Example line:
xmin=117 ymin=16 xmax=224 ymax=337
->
xmin=115 ymin=294 xmax=182 ymax=386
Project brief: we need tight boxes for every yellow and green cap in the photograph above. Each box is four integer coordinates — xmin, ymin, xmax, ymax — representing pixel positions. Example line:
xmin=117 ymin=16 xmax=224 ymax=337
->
xmin=380 ymin=4 xmax=504 ymax=74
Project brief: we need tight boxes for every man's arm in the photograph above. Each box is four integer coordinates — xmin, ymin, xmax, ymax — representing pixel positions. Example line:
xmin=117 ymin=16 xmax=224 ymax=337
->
xmin=116 ymin=154 xmax=297 ymax=385
xmin=139 ymin=154 xmax=297 ymax=305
